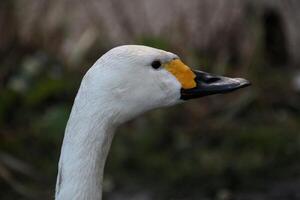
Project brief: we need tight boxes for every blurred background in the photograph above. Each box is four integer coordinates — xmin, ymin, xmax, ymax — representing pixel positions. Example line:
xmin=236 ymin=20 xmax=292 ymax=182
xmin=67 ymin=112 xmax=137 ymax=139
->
xmin=1 ymin=0 xmax=300 ymax=199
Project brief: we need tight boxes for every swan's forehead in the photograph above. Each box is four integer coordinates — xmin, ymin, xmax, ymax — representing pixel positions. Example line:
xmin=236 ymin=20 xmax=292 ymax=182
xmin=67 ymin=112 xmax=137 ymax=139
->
xmin=111 ymin=45 xmax=177 ymax=62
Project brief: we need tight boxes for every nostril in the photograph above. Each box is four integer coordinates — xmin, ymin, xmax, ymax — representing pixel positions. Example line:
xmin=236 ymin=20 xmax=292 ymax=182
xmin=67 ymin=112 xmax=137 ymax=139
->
xmin=204 ymin=76 xmax=221 ymax=84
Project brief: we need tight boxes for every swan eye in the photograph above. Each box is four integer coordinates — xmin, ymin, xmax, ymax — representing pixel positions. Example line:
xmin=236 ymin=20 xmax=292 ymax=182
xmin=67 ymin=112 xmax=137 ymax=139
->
xmin=151 ymin=60 xmax=161 ymax=69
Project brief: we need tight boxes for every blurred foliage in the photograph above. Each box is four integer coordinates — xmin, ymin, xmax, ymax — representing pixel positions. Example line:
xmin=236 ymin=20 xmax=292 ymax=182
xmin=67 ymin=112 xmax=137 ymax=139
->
xmin=1 ymin=1 xmax=300 ymax=200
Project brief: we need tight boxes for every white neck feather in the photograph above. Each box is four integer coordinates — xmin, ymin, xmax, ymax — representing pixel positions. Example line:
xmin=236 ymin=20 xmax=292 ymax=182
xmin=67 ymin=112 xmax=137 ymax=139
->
xmin=55 ymin=79 xmax=118 ymax=200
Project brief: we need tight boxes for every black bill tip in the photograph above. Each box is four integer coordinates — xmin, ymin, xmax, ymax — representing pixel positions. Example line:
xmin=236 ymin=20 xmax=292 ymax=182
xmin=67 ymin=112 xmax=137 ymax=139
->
xmin=180 ymin=70 xmax=251 ymax=100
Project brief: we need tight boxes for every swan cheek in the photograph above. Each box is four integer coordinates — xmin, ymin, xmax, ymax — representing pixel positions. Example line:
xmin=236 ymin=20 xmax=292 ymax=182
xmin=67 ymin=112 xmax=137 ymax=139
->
xmin=156 ymin=70 xmax=182 ymax=106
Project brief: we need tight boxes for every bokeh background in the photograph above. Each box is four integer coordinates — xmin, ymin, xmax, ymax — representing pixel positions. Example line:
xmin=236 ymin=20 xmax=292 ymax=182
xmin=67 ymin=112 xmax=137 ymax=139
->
xmin=1 ymin=0 xmax=300 ymax=199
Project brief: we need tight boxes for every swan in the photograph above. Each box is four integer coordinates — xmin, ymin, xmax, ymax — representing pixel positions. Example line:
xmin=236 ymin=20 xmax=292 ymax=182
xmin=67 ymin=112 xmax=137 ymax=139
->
xmin=55 ymin=45 xmax=250 ymax=200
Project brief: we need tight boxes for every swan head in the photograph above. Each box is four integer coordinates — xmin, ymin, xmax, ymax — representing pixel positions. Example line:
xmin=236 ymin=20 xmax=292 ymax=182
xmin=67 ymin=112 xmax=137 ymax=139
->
xmin=82 ymin=45 xmax=250 ymax=124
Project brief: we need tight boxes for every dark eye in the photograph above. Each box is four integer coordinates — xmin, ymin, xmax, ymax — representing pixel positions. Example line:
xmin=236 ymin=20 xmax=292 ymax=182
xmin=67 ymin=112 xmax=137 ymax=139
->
xmin=151 ymin=60 xmax=161 ymax=69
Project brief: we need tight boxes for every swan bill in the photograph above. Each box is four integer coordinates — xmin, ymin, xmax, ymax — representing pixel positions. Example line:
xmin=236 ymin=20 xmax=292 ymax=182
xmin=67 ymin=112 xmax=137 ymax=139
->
xmin=163 ymin=59 xmax=197 ymax=89
xmin=180 ymin=70 xmax=251 ymax=100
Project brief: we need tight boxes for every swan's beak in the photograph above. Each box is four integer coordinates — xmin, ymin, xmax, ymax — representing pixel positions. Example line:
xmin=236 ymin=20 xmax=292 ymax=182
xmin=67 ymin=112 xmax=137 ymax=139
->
xmin=180 ymin=70 xmax=251 ymax=100
xmin=163 ymin=59 xmax=250 ymax=100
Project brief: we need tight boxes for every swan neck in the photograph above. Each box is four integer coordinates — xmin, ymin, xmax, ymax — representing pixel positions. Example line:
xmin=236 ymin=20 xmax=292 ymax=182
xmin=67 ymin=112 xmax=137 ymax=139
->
xmin=55 ymin=98 xmax=116 ymax=200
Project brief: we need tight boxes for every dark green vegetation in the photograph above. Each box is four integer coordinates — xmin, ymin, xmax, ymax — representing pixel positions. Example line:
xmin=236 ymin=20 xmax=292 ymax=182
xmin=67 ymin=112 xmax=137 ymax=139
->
xmin=1 ymin=1 xmax=300 ymax=199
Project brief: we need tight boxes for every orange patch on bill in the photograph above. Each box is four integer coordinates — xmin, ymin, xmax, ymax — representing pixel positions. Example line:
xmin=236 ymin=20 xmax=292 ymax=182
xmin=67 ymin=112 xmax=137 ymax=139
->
xmin=164 ymin=59 xmax=196 ymax=89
